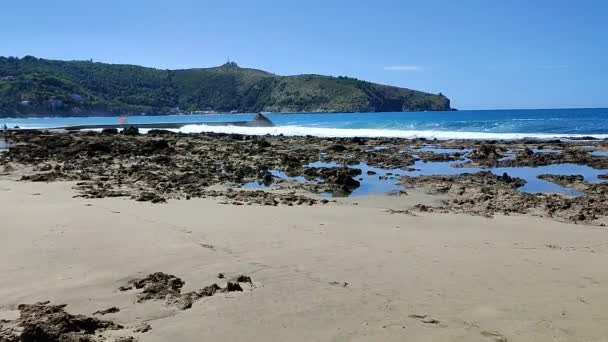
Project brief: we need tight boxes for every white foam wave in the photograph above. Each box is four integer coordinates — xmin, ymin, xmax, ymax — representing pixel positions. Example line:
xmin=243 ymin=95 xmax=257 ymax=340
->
xmin=177 ymin=124 xmax=608 ymax=140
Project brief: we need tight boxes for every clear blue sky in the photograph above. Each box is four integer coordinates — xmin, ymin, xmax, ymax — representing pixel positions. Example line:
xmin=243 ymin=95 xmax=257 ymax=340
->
xmin=2 ymin=0 xmax=606 ymax=109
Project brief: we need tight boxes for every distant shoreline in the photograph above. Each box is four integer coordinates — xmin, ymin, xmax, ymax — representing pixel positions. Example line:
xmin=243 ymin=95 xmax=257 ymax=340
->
xmin=0 ymin=56 xmax=451 ymax=117
xmin=0 ymin=108 xmax=458 ymax=119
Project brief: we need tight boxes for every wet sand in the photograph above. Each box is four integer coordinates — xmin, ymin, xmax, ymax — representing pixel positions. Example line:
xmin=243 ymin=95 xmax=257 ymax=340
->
xmin=1 ymin=180 xmax=608 ymax=341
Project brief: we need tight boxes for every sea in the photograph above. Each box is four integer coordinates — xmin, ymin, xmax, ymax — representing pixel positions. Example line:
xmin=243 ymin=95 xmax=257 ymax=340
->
xmin=2 ymin=107 xmax=608 ymax=196
xmin=2 ymin=108 xmax=608 ymax=140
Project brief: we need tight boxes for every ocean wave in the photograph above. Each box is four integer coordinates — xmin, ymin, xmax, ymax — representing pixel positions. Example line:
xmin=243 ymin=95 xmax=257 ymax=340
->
xmin=177 ymin=124 xmax=608 ymax=140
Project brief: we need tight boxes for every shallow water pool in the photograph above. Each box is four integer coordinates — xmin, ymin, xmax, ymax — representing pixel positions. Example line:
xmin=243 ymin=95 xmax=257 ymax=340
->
xmin=404 ymin=160 xmax=607 ymax=196
xmin=590 ymin=150 xmax=608 ymax=157
xmin=414 ymin=146 xmax=471 ymax=154
xmin=242 ymin=156 xmax=608 ymax=197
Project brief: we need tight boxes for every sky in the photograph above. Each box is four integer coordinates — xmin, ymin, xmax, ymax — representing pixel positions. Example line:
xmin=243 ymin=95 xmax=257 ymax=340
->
xmin=1 ymin=0 xmax=607 ymax=110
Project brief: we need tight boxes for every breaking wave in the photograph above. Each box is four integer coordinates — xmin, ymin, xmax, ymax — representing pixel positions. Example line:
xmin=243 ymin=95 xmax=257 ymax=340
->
xmin=177 ymin=124 xmax=608 ymax=140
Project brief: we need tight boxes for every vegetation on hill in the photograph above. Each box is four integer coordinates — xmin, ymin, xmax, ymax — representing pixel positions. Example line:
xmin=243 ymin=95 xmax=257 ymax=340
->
xmin=0 ymin=56 xmax=451 ymax=117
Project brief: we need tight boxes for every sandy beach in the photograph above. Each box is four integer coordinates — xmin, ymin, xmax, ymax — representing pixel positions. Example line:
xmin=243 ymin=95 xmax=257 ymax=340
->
xmin=2 ymin=0 xmax=608 ymax=339
xmin=1 ymin=177 xmax=608 ymax=341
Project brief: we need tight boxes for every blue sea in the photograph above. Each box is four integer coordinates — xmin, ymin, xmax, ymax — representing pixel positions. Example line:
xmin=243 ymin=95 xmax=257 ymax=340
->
xmin=3 ymin=108 xmax=608 ymax=140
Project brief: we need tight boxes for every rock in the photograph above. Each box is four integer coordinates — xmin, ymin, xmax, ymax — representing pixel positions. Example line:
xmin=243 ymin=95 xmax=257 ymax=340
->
xmin=133 ymin=322 xmax=151 ymax=333
xmin=175 ymin=284 xmax=221 ymax=310
xmin=121 ymin=126 xmax=139 ymax=136
xmin=147 ymin=129 xmax=176 ymax=136
xmin=122 ymin=272 xmax=252 ymax=310
xmin=21 ymin=171 xmax=67 ymax=182
xmin=92 ymin=307 xmax=120 ymax=315
xmin=6 ymin=130 xmax=607 ymax=223
xmin=0 ymin=301 xmax=125 ymax=342
xmin=134 ymin=192 xmax=166 ymax=203
xmin=351 ymin=137 xmax=366 ymax=145
xmin=223 ymin=282 xmax=243 ymax=292
xmin=327 ymin=144 xmax=347 ymax=152
xmin=236 ymin=275 xmax=252 ymax=283
xmin=256 ymin=139 xmax=271 ymax=148
xmin=141 ymin=139 xmax=170 ymax=154
xmin=418 ymin=151 xmax=461 ymax=162
xmin=251 ymin=113 xmax=273 ymax=127
xmin=101 ymin=128 xmax=118 ymax=135
xmin=132 ymin=272 xmax=185 ymax=302
xmin=469 ymin=144 xmax=503 ymax=165
xmin=259 ymin=170 xmax=274 ymax=185
xmin=335 ymin=169 xmax=360 ymax=187
xmin=87 ymin=141 xmax=113 ymax=154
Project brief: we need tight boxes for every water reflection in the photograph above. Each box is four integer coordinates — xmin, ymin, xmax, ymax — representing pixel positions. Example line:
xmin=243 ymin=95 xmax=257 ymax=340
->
xmin=240 ymin=151 xmax=608 ymax=197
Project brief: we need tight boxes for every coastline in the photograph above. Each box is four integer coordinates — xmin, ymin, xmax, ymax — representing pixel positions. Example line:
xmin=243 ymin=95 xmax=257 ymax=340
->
xmin=1 ymin=130 xmax=607 ymax=341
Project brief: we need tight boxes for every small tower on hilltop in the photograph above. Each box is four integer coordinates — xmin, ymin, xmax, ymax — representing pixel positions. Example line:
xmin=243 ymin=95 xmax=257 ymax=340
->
xmin=222 ymin=57 xmax=238 ymax=68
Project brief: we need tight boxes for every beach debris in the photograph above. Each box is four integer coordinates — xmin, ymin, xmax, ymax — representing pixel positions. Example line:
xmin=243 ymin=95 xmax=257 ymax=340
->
xmin=0 ymin=301 xmax=127 ymax=342
xmin=92 ymin=306 xmax=120 ymax=315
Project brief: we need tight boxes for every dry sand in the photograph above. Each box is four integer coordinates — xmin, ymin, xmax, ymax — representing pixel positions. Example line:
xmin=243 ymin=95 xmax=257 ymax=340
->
xmin=1 ymin=179 xmax=608 ymax=341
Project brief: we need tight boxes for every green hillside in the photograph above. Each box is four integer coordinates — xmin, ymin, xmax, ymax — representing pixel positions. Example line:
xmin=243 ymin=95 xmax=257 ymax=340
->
xmin=0 ymin=56 xmax=451 ymax=117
